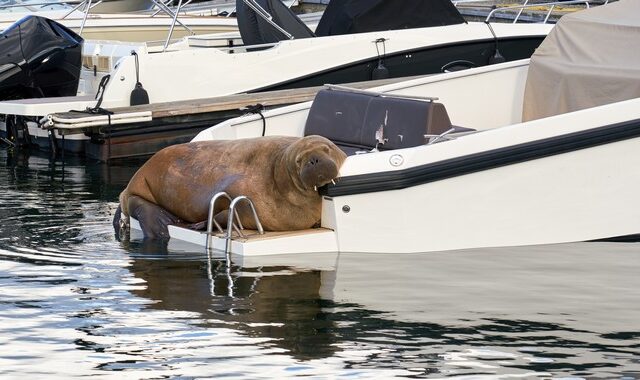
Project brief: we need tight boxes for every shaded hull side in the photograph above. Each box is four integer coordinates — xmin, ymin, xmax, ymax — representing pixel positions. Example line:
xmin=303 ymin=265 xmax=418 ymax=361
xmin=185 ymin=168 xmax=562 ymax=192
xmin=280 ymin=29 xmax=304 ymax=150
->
xmin=254 ymin=36 xmax=545 ymax=92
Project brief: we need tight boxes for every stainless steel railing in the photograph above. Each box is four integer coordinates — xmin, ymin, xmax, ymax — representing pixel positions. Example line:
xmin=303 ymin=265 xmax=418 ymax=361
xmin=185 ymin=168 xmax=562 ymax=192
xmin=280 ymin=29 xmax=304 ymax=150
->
xmin=452 ymin=0 xmax=609 ymax=24
xmin=483 ymin=0 xmax=608 ymax=24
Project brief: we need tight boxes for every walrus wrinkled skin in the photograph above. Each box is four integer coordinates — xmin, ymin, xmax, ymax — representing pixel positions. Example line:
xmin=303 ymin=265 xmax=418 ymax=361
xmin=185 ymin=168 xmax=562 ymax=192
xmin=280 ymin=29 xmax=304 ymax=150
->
xmin=114 ymin=135 xmax=347 ymax=239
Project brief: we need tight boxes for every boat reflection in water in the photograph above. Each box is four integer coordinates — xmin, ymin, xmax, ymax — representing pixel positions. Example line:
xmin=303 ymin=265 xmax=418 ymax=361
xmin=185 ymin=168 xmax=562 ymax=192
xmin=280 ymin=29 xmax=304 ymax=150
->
xmin=129 ymin=237 xmax=640 ymax=377
xmin=127 ymin=248 xmax=340 ymax=361
xmin=1 ymin=146 xmax=639 ymax=378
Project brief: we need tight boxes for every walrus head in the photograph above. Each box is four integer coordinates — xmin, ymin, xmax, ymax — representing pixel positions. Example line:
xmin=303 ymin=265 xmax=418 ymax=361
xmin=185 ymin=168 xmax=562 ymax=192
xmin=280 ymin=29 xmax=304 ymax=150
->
xmin=286 ymin=135 xmax=347 ymax=192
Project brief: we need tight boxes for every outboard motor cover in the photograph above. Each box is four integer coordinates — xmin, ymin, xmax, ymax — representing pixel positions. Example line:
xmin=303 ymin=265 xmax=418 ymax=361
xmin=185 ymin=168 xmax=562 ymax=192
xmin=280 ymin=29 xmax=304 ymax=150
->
xmin=0 ymin=16 xmax=83 ymax=101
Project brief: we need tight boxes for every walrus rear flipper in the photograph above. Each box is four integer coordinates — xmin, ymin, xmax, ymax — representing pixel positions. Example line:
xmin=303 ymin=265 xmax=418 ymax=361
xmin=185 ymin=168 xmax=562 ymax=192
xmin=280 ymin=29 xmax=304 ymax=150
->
xmin=128 ymin=195 xmax=181 ymax=240
xmin=113 ymin=204 xmax=123 ymax=239
xmin=184 ymin=220 xmax=207 ymax=231
xmin=181 ymin=211 xmax=228 ymax=232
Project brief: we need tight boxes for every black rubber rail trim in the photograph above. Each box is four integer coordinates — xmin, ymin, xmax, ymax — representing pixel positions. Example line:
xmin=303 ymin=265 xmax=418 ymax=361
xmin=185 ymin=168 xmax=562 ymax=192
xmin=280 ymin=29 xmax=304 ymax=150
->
xmin=321 ymin=118 xmax=640 ymax=197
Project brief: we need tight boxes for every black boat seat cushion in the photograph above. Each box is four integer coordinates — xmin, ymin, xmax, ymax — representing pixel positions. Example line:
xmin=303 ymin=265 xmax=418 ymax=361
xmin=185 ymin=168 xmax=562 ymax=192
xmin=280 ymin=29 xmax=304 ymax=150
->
xmin=304 ymin=89 xmax=453 ymax=155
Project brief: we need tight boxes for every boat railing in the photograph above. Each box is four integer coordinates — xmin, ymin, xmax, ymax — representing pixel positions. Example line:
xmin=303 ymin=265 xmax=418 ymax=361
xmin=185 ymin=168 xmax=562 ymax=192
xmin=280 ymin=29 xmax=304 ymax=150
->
xmin=485 ymin=0 xmax=608 ymax=24
xmin=325 ymin=84 xmax=439 ymax=102
xmin=453 ymin=0 xmax=608 ymax=23
xmin=0 ymin=0 xmax=96 ymax=13
xmin=0 ymin=0 xmax=201 ymax=52
xmin=216 ymin=40 xmax=280 ymax=52
xmin=76 ymin=0 xmax=194 ymax=50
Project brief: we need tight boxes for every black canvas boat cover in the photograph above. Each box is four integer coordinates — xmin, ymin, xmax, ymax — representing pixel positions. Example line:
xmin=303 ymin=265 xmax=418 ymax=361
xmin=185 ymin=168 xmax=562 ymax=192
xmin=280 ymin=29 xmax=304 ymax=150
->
xmin=0 ymin=15 xmax=83 ymax=100
xmin=236 ymin=0 xmax=315 ymax=46
xmin=315 ymin=0 xmax=466 ymax=37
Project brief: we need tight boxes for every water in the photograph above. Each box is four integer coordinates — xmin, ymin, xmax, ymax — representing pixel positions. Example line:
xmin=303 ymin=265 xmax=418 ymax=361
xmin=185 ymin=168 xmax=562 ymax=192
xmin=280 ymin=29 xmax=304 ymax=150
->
xmin=1 ymin=145 xmax=639 ymax=379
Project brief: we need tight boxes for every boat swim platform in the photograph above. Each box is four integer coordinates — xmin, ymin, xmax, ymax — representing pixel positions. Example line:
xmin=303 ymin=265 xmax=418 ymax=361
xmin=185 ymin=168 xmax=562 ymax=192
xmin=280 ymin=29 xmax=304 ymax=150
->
xmin=129 ymin=218 xmax=338 ymax=256
xmin=41 ymin=76 xmax=421 ymax=161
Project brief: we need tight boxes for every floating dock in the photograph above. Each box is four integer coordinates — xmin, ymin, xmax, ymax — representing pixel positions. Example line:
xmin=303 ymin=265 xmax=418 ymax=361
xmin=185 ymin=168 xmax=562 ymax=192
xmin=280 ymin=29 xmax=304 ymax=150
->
xmin=42 ymin=76 xmax=417 ymax=161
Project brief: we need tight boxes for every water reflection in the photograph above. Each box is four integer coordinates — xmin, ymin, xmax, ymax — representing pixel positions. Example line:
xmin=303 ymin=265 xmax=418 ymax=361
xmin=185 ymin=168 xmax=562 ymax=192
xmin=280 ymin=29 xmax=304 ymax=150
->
xmin=118 ymin=242 xmax=640 ymax=378
xmin=0 ymin=147 xmax=140 ymax=253
xmin=1 ymin=145 xmax=640 ymax=379
xmin=128 ymin=256 xmax=339 ymax=360
xmin=318 ymin=246 xmax=640 ymax=377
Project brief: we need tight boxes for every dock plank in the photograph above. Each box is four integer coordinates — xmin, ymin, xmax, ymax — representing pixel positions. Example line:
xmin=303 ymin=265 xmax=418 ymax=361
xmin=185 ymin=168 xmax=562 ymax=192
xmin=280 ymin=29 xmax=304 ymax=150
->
xmin=50 ymin=76 xmax=423 ymax=126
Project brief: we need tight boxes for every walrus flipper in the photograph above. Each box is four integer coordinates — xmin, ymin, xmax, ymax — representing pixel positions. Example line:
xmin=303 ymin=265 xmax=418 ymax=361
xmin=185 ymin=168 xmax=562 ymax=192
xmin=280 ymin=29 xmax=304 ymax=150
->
xmin=112 ymin=204 xmax=125 ymax=240
xmin=182 ymin=211 xmax=228 ymax=232
xmin=128 ymin=195 xmax=181 ymax=240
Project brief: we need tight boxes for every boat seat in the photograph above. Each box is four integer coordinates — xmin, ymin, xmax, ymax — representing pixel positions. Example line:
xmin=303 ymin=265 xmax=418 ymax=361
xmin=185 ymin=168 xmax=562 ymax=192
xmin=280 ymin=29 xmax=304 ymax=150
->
xmin=304 ymin=88 xmax=453 ymax=155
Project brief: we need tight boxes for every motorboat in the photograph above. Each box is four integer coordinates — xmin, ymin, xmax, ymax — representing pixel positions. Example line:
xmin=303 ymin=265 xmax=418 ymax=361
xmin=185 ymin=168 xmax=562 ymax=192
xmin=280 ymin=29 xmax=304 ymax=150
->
xmin=0 ymin=0 xmax=240 ymax=42
xmin=139 ymin=0 xmax=640 ymax=256
xmin=0 ymin=0 xmax=555 ymax=153
xmin=176 ymin=0 xmax=300 ymax=16
xmin=0 ymin=0 xmax=155 ymax=14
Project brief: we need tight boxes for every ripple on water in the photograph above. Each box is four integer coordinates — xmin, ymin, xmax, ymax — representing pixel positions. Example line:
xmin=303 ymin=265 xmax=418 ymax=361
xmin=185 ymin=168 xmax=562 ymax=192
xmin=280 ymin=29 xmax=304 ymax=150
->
xmin=1 ymin=146 xmax=640 ymax=379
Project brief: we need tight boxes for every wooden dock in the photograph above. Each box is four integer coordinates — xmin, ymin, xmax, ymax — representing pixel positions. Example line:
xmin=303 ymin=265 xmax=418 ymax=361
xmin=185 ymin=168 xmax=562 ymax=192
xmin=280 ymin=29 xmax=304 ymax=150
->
xmin=44 ymin=76 xmax=421 ymax=161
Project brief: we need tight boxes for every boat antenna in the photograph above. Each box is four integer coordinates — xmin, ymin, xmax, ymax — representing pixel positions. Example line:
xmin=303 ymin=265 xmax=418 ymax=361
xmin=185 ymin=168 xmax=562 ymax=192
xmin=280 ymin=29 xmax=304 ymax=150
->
xmin=485 ymin=19 xmax=505 ymax=64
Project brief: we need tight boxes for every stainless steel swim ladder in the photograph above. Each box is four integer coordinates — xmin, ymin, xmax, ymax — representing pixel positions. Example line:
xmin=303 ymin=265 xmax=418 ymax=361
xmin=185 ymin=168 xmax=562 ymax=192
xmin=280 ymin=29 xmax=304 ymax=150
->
xmin=205 ymin=192 xmax=265 ymax=256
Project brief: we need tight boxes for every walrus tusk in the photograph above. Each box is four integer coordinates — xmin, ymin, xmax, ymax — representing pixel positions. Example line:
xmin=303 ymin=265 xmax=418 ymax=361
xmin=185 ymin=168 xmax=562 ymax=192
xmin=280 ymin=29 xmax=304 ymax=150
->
xmin=314 ymin=186 xmax=317 ymax=191
xmin=331 ymin=179 xmax=336 ymax=185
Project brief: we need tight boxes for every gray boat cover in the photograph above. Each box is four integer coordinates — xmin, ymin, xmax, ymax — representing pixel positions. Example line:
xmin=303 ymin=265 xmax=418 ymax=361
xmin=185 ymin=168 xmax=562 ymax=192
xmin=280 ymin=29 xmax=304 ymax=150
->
xmin=522 ymin=0 xmax=640 ymax=121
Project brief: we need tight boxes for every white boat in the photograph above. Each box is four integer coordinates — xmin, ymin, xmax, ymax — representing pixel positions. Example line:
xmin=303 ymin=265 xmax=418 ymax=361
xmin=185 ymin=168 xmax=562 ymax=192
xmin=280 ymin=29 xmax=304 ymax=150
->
xmin=143 ymin=0 xmax=640 ymax=256
xmin=176 ymin=0 xmax=299 ymax=16
xmin=0 ymin=0 xmax=240 ymax=42
xmin=0 ymin=0 xmax=155 ymax=14
xmin=223 ymin=241 xmax=640 ymax=332
xmin=0 ymin=0 xmax=556 ymax=152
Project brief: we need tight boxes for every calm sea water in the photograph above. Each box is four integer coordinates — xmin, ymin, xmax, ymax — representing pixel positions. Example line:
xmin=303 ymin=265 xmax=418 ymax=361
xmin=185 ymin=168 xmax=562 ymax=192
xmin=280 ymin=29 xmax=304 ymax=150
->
xmin=1 ymin=145 xmax=639 ymax=379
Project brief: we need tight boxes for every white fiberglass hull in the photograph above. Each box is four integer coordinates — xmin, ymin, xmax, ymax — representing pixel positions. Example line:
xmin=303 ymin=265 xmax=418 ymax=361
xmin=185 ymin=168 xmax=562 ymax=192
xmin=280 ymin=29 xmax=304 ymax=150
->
xmin=148 ymin=60 xmax=640 ymax=255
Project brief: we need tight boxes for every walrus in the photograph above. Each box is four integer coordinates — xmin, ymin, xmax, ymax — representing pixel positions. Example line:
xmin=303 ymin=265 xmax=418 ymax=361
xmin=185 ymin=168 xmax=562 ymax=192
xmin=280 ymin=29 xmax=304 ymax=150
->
xmin=113 ymin=135 xmax=347 ymax=240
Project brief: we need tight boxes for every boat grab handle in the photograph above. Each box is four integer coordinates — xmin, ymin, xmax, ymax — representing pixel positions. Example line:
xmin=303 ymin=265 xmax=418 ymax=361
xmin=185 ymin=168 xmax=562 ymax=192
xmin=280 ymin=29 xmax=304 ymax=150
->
xmin=224 ymin=196 xmax=265 ymax=256
xmin=206 ymin=192 xmax=244 ymax=251
xmin=324 ymin=84 xmax=439 ymax=102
